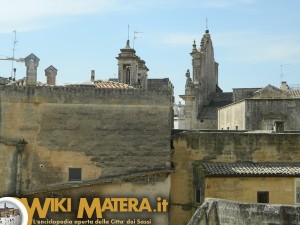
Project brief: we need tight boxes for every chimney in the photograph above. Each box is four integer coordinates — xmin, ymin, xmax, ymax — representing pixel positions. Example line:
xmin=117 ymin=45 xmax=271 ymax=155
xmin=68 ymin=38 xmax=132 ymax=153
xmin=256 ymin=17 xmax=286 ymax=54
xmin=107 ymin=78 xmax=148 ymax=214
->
xmin=91 ymin=70 xmax=95 ymax=82
xmin=24 ymin=53 xmax=40 ymax=86
xmin=281 ymin=81 xmax=288 ymax=90
xmin=45 ymin=65 xmax=58 ymax=85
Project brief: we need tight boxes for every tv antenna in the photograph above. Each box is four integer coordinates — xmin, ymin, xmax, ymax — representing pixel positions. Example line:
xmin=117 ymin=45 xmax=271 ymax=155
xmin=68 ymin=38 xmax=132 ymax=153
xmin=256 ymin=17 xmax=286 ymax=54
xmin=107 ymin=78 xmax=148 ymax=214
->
xmin=133 ymin=30 xmax=143 ymax=48
xmin=280 ymin=64 xmax=291 ymax=82
xmin=11 ymin=30 xmax=18 ymax=80
xmin=127 ymin=24 xmax=130 ymax=40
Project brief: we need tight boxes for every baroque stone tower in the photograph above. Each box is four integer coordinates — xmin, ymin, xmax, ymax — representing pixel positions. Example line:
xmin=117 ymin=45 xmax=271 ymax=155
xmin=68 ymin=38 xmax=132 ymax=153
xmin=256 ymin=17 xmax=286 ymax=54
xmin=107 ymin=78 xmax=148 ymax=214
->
xmin=181 ymin=30 xmax=231 ymax=129
xmin=116 ymin=40 xmax=148 ymax=89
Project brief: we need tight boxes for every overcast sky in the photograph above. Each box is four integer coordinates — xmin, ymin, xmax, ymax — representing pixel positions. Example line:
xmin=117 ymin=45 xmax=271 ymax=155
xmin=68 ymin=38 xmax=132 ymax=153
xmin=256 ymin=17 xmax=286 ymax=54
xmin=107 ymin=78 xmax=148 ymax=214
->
xmin=0 ymin=0 xmax=299 ymax=102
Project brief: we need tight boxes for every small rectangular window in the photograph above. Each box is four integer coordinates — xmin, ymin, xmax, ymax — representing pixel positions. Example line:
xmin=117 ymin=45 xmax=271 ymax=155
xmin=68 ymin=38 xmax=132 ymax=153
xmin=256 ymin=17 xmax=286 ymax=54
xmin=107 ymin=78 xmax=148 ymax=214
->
xmin=195 ymin=189 xmax=201 ymax=203
xmin=236 ymin=126 xmax=238 ymax=130
xmin=69 ymin=168 xmax=82 ymax=182
xmin=257 ymin=191 xmax=269 ymax=203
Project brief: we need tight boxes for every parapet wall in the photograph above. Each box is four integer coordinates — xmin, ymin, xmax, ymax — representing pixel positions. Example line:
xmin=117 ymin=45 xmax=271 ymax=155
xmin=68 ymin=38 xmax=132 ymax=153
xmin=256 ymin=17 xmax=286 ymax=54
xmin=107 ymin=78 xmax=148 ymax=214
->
xmin=188 ymin=198 xmax=300 ymax=225
xmin=0 ymin=86 xmax=171 ymax=105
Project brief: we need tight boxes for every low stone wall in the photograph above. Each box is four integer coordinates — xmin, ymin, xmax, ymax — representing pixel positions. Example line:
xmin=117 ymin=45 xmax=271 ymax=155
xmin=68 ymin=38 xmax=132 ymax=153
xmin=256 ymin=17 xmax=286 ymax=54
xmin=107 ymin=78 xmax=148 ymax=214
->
xmin=188 ymin=198 xmax=300 ymax=225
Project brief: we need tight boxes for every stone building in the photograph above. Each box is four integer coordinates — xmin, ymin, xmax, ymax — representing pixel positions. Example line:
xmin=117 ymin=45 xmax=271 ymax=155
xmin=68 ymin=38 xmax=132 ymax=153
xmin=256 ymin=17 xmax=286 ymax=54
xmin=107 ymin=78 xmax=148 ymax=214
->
xmin=178 ymin=29 xmax=300 ymax=132
xmin=116 ymin=40 xmax=149 ymax=89
xmin=170 ymin=130 xmax=300 ymax=225
xmin=218 ymin=84 xmax=300 ymax=131
xmin=180 ymin=30 xmax=233 ymax=130
xmin=0 ymin=41 xmax=174 ymax=224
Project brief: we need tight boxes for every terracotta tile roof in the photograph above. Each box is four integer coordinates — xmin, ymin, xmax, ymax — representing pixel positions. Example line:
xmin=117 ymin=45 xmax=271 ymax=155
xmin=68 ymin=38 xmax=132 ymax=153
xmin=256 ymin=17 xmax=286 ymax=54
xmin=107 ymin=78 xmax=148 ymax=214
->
xmin=93 ymin=80 xmax=134 ymax=89
xmin=203 ymin=162 xmax=300 ymax=177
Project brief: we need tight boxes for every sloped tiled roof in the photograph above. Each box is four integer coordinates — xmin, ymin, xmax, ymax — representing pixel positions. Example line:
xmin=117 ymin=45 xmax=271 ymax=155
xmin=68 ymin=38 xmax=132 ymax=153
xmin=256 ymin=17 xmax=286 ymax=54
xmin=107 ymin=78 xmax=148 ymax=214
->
xmin=198 ymin=106 xmax=218 ymax=119
xmin=286 ymin=89 xmax=300 ymax=98
xmin=198 ymin=92 xmax=233 ymax=120
xmin=94 ymin=80 xmax=134 ymax=89
xmin=203 ymin=162 xmax=300 ymax=177
xmin=252 ymin=84 xmax=300 ymax=99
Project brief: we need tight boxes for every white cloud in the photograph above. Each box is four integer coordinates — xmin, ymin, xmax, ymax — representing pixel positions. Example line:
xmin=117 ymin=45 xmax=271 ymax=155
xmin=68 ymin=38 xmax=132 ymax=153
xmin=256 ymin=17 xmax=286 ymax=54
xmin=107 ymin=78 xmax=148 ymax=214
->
xmin=160 ymin=30 xmax=300 ymax=64
xmin=0 ymin=0 xmax=124 ymax=32
xmin=202 ymin=0 xmax=256 ymax=8
xmin=214 ymin=32 xmax=300 ymax=63
xmin=160 ymin=33 xmax=198 ymax=46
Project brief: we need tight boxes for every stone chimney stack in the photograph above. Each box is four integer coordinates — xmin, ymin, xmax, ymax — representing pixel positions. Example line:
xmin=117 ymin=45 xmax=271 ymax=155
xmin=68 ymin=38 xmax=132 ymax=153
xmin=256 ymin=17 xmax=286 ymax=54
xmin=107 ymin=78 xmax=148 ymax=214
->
xmin=91 ymin=70 xmax=95 ymax=82
xmin=25 ymin=53 xmax=40 ymax=86
xmin=281 ymin=81 xmax=288 ymax=90
xmin=45 ymin=65 xmax=58 ymax=85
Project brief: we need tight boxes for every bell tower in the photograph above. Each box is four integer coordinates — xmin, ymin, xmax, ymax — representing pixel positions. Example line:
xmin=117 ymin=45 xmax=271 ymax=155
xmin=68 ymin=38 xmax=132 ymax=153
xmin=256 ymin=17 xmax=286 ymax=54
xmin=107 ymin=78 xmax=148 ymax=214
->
xmin=116 ymin=39 xmax=149 ymax=89
xmin=116 ymin=40 xmax=139 ymax=86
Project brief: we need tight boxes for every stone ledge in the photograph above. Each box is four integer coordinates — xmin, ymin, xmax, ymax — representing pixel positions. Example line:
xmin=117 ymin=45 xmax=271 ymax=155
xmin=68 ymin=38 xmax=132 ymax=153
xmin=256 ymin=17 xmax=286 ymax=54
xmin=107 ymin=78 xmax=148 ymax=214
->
xmin=188 ymin=198 xmax=300 ymax=225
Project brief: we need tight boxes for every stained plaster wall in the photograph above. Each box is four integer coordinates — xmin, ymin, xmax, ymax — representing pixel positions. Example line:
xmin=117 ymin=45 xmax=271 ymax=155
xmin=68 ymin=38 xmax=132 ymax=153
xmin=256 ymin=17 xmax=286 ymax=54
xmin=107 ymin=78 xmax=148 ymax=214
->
xmin=0 ymin=86 xmax=172 ymax=195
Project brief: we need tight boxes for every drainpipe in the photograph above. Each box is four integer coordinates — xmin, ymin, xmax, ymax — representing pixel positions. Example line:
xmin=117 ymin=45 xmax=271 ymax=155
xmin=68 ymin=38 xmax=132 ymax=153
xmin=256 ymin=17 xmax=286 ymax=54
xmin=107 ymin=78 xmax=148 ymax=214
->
xmin=16 ymin=140 xmax=26 ymax=196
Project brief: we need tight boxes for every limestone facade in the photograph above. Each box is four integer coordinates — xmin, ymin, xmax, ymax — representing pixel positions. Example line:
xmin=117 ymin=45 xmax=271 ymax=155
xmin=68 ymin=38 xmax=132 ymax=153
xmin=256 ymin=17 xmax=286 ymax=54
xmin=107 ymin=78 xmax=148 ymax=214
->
xmin=219 ymin=84 xmax=300 ymax=130
xmin=170 ymin=130 xmax=300 ymax=225
xmin=180 ymin=30 xmax=232 ymax=129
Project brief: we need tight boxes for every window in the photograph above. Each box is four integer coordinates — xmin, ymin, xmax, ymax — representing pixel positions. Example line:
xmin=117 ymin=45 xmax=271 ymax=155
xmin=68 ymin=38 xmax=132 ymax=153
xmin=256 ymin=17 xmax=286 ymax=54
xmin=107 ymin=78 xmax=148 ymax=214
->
xmin=69 ymin=168 xmax=82 ymax=182
xmin=125 ymin=66 xmax=131 ymax=84
xmin=236 ymin=126 xmax=238 ymax=130
xmin=266 ymin=123 xmax=273 ymax=130
xmin=195 ymin=189 xmax=201 ymax=203
xmin=296 ymin=179 xmax=300 ymax=204
xmin=257 ymin=191 xmax=269 ymax=203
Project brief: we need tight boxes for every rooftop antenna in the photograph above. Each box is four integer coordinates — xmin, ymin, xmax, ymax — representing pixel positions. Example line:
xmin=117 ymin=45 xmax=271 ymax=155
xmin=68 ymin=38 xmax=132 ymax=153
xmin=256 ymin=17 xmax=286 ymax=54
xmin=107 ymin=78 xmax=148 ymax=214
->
xmin=11 ymin=30 xmax=18 ymax=80
xmin=206 ymin=17 xmax=208 ymax=30
xmin=133 ymin=30 xmax=143 ymax=48
xmin=127 ymin=24 xmax=130 ymax=40
xmin=280 ymin=64 xmax=291 ymax=82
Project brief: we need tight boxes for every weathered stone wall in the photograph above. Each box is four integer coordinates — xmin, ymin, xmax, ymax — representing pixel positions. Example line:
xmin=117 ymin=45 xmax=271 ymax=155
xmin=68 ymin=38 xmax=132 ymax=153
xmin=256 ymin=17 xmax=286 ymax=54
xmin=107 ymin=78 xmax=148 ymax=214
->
xmin=0 ymin=141 xmax=18 ymax=196
xmin=245 ymin=99 xmax=300 ymax=130
xmin=219 ymin=99 xmax=300 ymax=131
xmin=188 ymin=198 xmax=300 ymax=225
xmin=170 ymin=131 xmax=300 ymax=225
xmin=0 ymin=86 xmax=172 ymax=195
xmin=206 ymin=177 xmax=295 ymax=204
xmin=218 ymin=101 xmax=245 ymax=130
